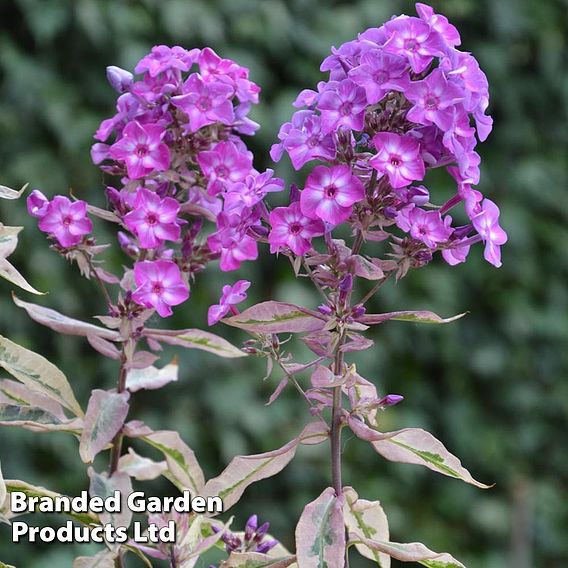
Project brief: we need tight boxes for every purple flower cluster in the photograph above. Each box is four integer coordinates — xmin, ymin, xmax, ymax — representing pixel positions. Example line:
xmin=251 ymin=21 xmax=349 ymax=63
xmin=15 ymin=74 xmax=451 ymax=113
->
xmin=89 ymin=46 xmax=282 ymax=316
xmin=270 ymin=3 xmax=507 ymax=267
xmin=213 ymin=514 xmax=278 ymax=556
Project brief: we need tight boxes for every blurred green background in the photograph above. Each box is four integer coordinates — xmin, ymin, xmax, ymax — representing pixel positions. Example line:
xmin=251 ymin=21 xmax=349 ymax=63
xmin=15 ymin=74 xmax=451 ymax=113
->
xmin=0 ymin=0 xmax=567 ymax=566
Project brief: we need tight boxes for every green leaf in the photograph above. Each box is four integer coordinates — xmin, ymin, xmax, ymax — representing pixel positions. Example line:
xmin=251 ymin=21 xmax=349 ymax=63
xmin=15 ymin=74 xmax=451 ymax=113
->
xmin=359 ymin=311 xmax=466 ymax=326
xmin=295 ymin=487 xmax=345 ymax=568
xmin=343 ymin=487 xmax=390 ymax=567
xmin=79 ymin=390 xmax=130 ymax=463
xmin=224 ymin=301 xmax=326 ymax=334
xmin=0 ymin=335 xmax=83 ymax=417
xmin=144 ymin=328 xmax=246 ymax=358
xmin=3 ymin=480 xmax=99 ymax=525
xmin=347 ymin=535 xmax=467 ymax=567
xmin=370 ymin=428 xmax=492 ymax=489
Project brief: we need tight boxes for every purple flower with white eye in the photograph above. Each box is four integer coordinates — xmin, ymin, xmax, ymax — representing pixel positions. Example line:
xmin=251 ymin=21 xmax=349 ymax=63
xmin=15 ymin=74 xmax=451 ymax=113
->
xmin=405 ymin=68 xmax=464 ymax=131
xmin=383 ymin=16 xmax=446 ymax=73
xmin=317 ymin=79 xmax=367 ymax=134
xmin=27 ymin=190 xmax=49 ymax=218
xmin=37 ymin=196 xmax=93 ymax=248
xmin=207 ymin=280 xmax=250 ymax=325
xmin=172 ymin=74 xmax=234 ymax=133
xmin=123 ymin=188 xmax=181 ymax=249
xmin=135 ymin=45 xmax=199 ymax=77
xmin=300 ymin=164 xmax=365 ymax=225
xmin=197 ymin=141 xmax=253 ymax=195
xmin=132 ymin=260 xmax=189 ymax=317
xmin=269 ymin=201 xmax=325 ymax=256
xmin=370 ymin=132 xmax=425 ymax=188
xmin=109 ymin=121 xmax=170 ymax=180
xmin=408 ymin=207 xmax=452 ymax=248
xmin=471 ymin=199 xmax=507 ymax=267
xmin=348 ymin=50 xmax=408 ymax=104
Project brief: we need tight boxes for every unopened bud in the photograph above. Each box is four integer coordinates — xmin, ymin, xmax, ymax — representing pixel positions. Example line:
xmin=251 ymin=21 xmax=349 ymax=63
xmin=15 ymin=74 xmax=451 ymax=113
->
xmin=379 ymin=394 xmax=404 ymax=406
xmin=289 ymin=184 xmax=301 ymax=203
xmin=318 ymin=304 xmax=333 ymax=316
xmin=106 ymin=66 xmax=133 ymax=93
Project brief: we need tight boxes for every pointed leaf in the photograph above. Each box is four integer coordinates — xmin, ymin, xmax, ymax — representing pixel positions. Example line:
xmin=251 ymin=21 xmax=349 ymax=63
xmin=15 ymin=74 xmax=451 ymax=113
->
xmin=73 ymin=551 xmax=116 ymax=568
xmin=88 ymin=469 xmax=132 ymax=530
xmin=0 ymin=561 xmax=15 ymax=568
xmin=371 ymin=428 xmax=491 ymax=489
xmin=296 ymin=487 xmax=345 ymax=568
xmin=132 ymin=430 xmax=205 ymax=496
xmin=80 ymin=390 xmax=130 ymax=463
xmin=14 ymin=296 xmax=121 ymax=340
xmin=0 ymin=404 xmax=82 ymax=434
xmin=202 ymin=423 xmax=328 ymax=511
xmin=343 ymin=487 xmax=390 ymax=567
xmin=144 ymin=328 xmax=245 ymax=358
xmin=347 ymin=535 xmax=466 ymax=567
xmin=350 ymin=255 xmax=384 ymax=280
xmin=125 ymin=360 xmax=178 ymax=392
xmin=118 ymin=448 xmax=167 ymax=481
xmin=0 ymin=335 xmax=83 ymax=416
xmin=358 ymin=311 xmax=466 ymax=325
xmin=0 ymin=184 xmax=27 ymax=200
xmin=220 ymin=553 xmax=297 ymax=568
xmin=0 ymin=259 xmax=44 ymax=294
xmin=224 ymin=302 xmax=326 ymax=334
xmin=0 ymin=378 xmax=67 ymax=419
xmin=3 ymin=480 xmax=99 ymax=525
xmin=87 ymin=335 xmax=121 ymax=360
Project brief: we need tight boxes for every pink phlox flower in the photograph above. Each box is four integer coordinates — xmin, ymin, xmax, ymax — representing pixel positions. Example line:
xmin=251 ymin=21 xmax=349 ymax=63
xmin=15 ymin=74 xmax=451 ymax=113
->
xmin=370 ymin=132 xmax=425 ymax=188
xmin=27 ymin=190 xmax=49 ymax=218
xmin=207 ymin=280 xmax=251 ymax=325
xmin=284 ymin=112 xmax=336 ymax=170
xmin=320 ymin=40 xmax=366 ymax=80
xmin=172 ymin=73 xmax=234 ymax=133
xmin=317 ymin=79 xmax=367 ymax=134
xmin=383 ymin=16 xmax=446 ymax=73
xmin=442 ymin=239 xmax=471 ymax=265
xmin=37 ymin=196 xmax=93 ymax=248
xmin=415 ymin=3 xmax=461 ymax=47
xmin=224 ymin=169 xmax=284 ymax=210
xmin=135 ymin=45 xmax=199 ymax=77
xmin=300 ymin=164 xmax=365 ymax=225
xmin=123 ymin=187 xmax=182 ymax=249
xmin=132 ymin=260 xmax=189 ymax=317
xmin=348 ymin=49 xmax=408 ymax=104
xmin=233 ymin=103 xmax=260 ymax=135
xmin=198 ymin=47 xmax=260 ymax=104
xmin=405 ymin=68 xmax=465 ymax=131
xmin=185 ymin=187 xmax=223 ymax=218
xmin=109 ymin=120 xmax=170 ymax=180
xmin=408 ymin=207 xmax=452 ymax=248
xmin=471 ymin=198 xmax=507 ymax=267
xmin=197 ymin=140 xmax=253 ymax=195
xmin=269 ymin=201 xmax=325 ymax=256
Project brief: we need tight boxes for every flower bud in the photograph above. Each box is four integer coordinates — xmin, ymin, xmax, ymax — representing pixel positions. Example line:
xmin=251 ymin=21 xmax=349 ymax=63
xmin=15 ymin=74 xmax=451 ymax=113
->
xmin=379 ymin=394 xmax=404 ymax=406
xmin=106 ymin=66 xmax=133 ymax=93
xmin=318 ymin=304 xmax=333 ymax=316
xmin=351 ymin=304 xmax=366 ymax=318
xmin=339 ymin=273 xmax=353 ymax=305
xmin=27 ymin=190 xmax=49 ymax=218
xmin=289 ymin=184 xmax=301 ymax=203
xmin=245 ymin=515 xmax=258 ymax=541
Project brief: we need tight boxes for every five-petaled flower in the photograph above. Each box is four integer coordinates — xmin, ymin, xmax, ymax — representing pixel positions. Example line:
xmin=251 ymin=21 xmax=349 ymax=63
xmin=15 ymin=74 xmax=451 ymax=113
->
xmin=300 ymin=164 xmax=365 ymax=225
xmin=110 ymin=121 xmax=170 ymax=180
xmin=123 ymin=188 xmax=182 ymax=249
xmin=132 ymin=260 xmax=189 ymax=317
xmin=269 ymin=201 xmax=325 ymax=256
xmin=471 ymin=198 xmax=508 ymax=268
xmin=370 ymin=132 xmax=425 ymax=188
xmin=207 ymin=280 xmax=251 ymax=325
xmin=37 ymin=196 xmax=93 ymax=248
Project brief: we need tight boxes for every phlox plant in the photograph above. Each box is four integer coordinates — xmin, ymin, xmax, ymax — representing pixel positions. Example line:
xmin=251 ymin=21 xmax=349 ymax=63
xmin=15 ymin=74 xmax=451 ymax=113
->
xmin=0 ymin=4 xmax=506 ymax=567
